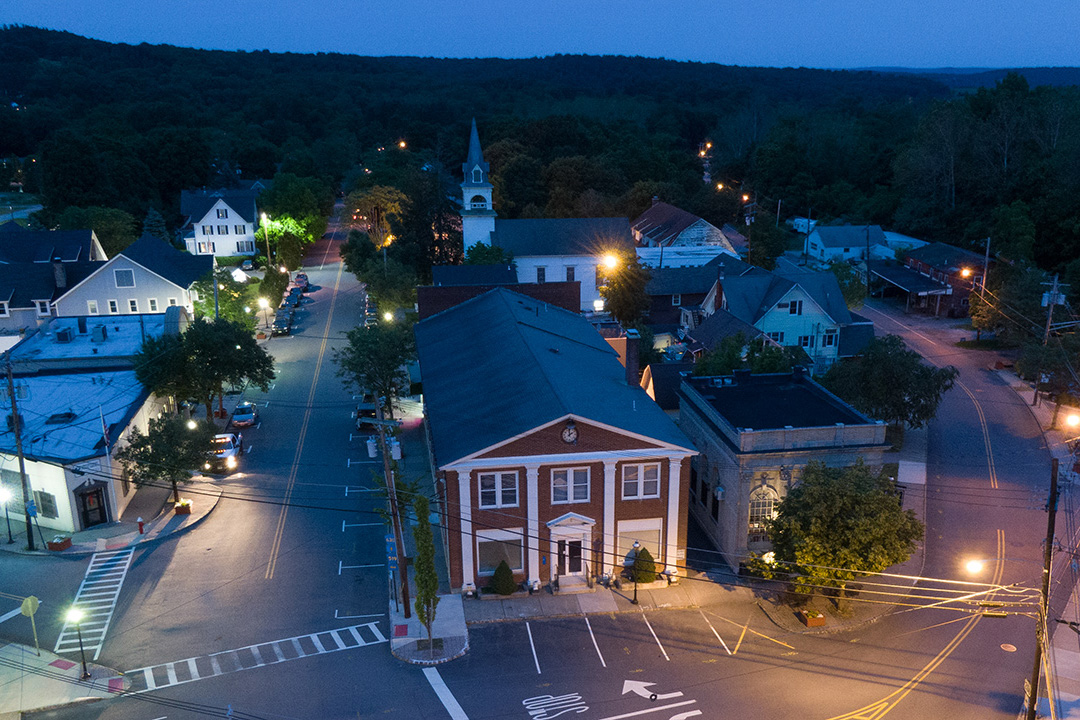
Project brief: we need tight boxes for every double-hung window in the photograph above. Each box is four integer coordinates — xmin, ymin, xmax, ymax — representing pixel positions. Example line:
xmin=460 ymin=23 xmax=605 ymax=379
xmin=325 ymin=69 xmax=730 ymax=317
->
xmin=479 ymin=472 xmax=518 ymax=508
xmin=566 ymin=266 xmax=575 ymax=282
xmin=622 ymin=463 xmax=660 ymax=499
xmin=234 ymin=224 xmax=246 ymax=235
xmin=202 ymin=225 xmax=214 ymax=235
xmin=217 ymin=208 xmax=228 ymax=219
xmin=108 ymin=300 xmax=119 ymax=314
xmin=34 ymin=300 xmax=50 ymax=317
xmin=671 ymin=294 xmax=682 ymax=306
xmin=552 ymin=468 xmax=590 ymax=504
xmin=536 ymin=266 xmax=546 ymax=284
xmin=87 ymin=300 xmax=99 ymax=315
xmin=128 ymin=299 xmax=139 ymax=313
xmin=217 ymin=225 xmax=229 ymax=235
xmin=148 ymin=298 xmax=159 ymax=312
xmin=789 ymin=300 xmax=803 ymax=315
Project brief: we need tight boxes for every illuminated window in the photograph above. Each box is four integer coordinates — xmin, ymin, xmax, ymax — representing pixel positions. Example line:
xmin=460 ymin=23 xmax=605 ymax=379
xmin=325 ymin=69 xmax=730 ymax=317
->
xmin=748 ymin=486 xmax=778 ymax=543
xmin=217 ymin=208 xmax=228 ymax=219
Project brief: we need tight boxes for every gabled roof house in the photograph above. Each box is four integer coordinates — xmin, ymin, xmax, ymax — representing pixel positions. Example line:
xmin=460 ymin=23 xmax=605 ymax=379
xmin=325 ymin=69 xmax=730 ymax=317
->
xmin=53 ymin=236 xmax=212 ymax=319
xmin=181 ymin=188 xmax=260 ymax=258
xmin=416 ymin=288 xmax=696 ymax=593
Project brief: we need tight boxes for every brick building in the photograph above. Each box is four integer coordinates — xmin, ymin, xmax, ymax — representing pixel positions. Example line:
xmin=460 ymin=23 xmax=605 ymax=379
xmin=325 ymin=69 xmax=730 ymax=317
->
xmin=415 ymin=288 xmax=696 ymax=594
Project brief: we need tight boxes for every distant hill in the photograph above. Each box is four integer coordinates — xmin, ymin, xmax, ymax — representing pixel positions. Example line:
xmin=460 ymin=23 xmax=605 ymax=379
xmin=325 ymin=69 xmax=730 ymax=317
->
xmin=864 ymin=66 xmax=1080 ymax=89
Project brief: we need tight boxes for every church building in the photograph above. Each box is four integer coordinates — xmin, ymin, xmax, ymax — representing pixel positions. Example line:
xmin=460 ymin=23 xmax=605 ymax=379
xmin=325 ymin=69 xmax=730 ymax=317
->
xmin=460 ymin=120 xmax=635 ymax=313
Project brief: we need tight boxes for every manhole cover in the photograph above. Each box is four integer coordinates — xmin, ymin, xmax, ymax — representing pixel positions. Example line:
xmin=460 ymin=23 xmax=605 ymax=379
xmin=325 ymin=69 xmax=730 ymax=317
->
xmin=1001 ymin=644 xmax=1017 ymax=653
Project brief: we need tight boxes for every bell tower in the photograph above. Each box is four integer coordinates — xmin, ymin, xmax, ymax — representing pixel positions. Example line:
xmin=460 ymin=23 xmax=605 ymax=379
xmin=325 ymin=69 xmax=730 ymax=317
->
xmin=460 ymin=118 xmax=497 ymax=252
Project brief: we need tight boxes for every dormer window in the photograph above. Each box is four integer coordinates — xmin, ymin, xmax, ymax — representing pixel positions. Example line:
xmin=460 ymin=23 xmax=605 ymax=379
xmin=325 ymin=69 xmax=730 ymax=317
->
xmin=472 ymin=168 xmax=483 ymax=183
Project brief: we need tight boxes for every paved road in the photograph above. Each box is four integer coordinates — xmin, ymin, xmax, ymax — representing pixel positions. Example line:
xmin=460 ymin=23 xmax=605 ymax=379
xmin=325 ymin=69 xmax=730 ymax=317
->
xmin=3 ymin=266 xmax=1068 ymax=718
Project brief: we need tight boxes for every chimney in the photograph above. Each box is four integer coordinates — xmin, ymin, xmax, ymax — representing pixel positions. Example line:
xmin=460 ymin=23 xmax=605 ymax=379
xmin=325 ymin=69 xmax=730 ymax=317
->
xmin=624 ymin=329 xmax=640 ymax=386
xmin=52 ymin=256 xmax=66 ymax=289
xmin=733 ymin=368 xmax=752 ymax=385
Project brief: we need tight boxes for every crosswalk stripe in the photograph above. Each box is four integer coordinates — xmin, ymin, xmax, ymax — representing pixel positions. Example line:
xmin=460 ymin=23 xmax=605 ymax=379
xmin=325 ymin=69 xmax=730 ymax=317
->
xmin=125 ymin=622 xmax=387 ymax=695
xmin=53 ymin=548 xmax=134 ymax=660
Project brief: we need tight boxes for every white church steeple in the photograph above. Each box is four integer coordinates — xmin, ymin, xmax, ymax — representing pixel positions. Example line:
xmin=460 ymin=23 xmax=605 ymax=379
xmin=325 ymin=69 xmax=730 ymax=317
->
xmin=460 ymin=118 xmax=497 ymax=252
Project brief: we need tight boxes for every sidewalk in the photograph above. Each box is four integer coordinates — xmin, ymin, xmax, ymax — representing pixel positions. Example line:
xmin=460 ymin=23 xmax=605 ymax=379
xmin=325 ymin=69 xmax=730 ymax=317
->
xmin=0 ymin=482 xmax=223 ymax=557
xmin=994 ymin=368 xmax=1080 ymax=719
xmin=0 ymin=641 xmax=129 ymax=717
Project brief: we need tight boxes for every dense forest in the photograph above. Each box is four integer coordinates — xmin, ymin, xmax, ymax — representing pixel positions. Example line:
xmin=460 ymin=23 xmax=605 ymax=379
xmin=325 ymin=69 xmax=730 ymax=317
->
xmin=2 ymin=25 xmax=1080 ymax=281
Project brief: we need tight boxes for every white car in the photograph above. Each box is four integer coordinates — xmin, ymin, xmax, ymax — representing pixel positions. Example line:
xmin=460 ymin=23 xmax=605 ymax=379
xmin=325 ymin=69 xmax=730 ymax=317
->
xmin=205 ymin=433 xmax=243 ymax=473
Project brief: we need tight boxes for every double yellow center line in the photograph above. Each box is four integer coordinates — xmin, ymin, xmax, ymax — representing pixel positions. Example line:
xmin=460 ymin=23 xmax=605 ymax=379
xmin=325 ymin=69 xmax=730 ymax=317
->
xmin=265 ymin=259 xmax=345 ymax=580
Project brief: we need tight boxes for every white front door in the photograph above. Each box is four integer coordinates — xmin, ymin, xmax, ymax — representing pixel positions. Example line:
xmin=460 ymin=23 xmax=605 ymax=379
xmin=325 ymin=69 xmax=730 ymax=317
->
xmin=552 ymin=531 xmax=588 ymax=577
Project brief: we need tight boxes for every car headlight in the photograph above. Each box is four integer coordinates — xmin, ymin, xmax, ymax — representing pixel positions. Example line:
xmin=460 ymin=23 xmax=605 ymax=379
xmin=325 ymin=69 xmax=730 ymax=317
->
xmin=226 ymin=456 xmax=238 ymax=469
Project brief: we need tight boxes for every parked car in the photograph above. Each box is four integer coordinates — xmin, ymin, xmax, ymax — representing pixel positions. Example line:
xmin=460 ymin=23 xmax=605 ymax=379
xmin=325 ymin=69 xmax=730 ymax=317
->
xmin=271 ymin=316 xmax=292 ymax=336
xmin=293 ymin=273 xmax=310 ymax=292
xmin=231 ymin=401 xmax=259 ymax=427
xmin=205 ymin=433 xmax=243 ymax=472
xmin=240 ymin=259 xmax=254 ymax=271
xmin=281 ymin=292 xmax=301 ymax=309
xmin=355 ymin=394 xmax=378 ymax=430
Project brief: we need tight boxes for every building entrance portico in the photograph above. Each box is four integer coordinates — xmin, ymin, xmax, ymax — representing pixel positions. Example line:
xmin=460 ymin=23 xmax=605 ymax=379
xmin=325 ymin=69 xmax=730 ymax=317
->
xmin=548 ymin=512 xmax=595 ymax=587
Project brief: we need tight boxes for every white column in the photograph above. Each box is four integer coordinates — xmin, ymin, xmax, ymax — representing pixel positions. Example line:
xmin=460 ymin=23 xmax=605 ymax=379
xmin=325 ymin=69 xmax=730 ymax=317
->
xmin=603 ymin=460 xmax=617 ymax=578
xmin=525 ymin=464 xmax=541 ymax=587
xmin=458 ymin=468 xmax=474 ymax=590
xmin=666 ymin=457 xmax=682 ymax=577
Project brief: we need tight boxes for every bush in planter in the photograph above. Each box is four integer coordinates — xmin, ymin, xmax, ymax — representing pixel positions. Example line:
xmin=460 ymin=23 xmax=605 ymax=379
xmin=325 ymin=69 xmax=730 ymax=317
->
xmin=490 ymin=560 xmax=517 ymax=596
xmin=633 ymin=546 xmax=657 ymax=584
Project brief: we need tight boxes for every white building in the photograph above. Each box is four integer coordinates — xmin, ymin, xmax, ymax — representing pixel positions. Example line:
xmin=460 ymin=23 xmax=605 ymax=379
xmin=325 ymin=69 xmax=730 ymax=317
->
xmin=805 ymin=225 xmax=887 ymax=263
xmin=460 ymin=121 xmax=635 ymax=313
xmin=180 ymin=189 xmax=260 ymax=258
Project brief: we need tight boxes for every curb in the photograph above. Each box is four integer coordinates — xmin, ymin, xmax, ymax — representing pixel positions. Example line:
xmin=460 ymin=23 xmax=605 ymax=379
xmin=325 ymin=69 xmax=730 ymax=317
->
xmin=0 ymin=488 xmax=223 ymax=559
xmin=390 ymin=636 xmax=470 ymax=666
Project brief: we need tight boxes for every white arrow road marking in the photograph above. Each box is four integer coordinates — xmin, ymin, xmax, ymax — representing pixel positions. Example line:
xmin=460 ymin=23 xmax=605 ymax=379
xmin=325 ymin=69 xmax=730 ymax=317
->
xmin=596 ymin=700 xmax=698 ymax=720
xmin=622 ymin=680 xmax=683 ymax=701
xmin=668 ymin=712 xmax=702 ymax=720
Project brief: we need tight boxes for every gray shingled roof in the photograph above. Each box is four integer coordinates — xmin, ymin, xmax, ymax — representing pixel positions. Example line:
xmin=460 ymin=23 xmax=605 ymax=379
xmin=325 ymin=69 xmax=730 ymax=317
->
xmin=432 ymin=264 xmax=517 ymax=286
xmin=180 ymin=189 xmax=258 ymax=224
xmin=120 ymin=236 xmax=213 ymax=288
xmin=685 ymin=309 xmax=764 ymax=352
xmin=632 ymin=202 xmax=701 ymax=246
xmin=492 ymin=218 xmax=634 ymax=257
xmin=645 ymin=255 xmax=753 ymax=296
xmin=838 ymin=314 xmax=875 ymax=357
xmin=812 ymin=225 xmax=886 ymax=249
xmin=0 ymin=261 xmax=104 ymax=309
xmin=415 ymin=288 xmax=693 ymax=465
xmin=0 ymin=224 xmax=100 ymax=264
xmin=720 ymin=269 xmax=851 ymax=325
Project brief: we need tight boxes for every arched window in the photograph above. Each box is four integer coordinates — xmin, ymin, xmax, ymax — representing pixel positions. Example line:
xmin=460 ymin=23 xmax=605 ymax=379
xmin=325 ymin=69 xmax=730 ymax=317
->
xmin=473 ymin=168 xmax=483 ymax=183
xmin=748 ymin=486 xmax=779 ymax=544
xmin=470 ymin=194 xmax=487 ymax=210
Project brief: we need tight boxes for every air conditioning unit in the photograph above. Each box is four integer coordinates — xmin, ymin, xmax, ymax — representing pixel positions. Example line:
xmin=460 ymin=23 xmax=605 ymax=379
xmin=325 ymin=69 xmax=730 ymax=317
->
xmin=91 ymin=325 xmax=108 ymax=343
xmin=55 ymin=327 xmax=74 ymax=343
xmin=714 ymin=485 xmax=725 ymax=502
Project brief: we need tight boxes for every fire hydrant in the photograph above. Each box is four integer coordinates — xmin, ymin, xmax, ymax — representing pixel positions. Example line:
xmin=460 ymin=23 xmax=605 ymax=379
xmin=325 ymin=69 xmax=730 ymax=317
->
xmin=137 ymin=517 xmax=145 ymax=535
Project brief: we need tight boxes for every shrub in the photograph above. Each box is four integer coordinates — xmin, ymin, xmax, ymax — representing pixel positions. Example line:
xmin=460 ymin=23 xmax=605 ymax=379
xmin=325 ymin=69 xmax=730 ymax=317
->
xmin=490 ymin=560 xmax=517 ymax=595
xmin=633 ymin=546 xmax=657 ymax=584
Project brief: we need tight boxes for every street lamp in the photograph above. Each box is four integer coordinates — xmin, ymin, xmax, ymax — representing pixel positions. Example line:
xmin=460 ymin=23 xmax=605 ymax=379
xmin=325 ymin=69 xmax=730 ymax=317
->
xmin=0 ymin=487 xmax=12 ymax=543
xmin=602 ymin=254 xmax=618 ymax=270
xmin=1066 ymin=413 xmax=1079 ymax=429
xmin=257 ymin=297 xmax=270 ymax=329
xmin=383 ymin=311 xmax=393 ymax=323
xmin=261 ymin=213 xmax=272 ymax=267
xmin=65 ymin=608 xmax=91 ymax=680
xmin=186 ymin=419 xmax=197 ymax=430
xmin=631 ymin=540 xmax=641 ymax=605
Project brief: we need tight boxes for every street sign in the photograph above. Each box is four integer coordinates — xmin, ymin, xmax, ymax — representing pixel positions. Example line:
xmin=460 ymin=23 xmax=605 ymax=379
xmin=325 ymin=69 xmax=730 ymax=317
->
xmin=25 ymin=500 xmax=36 ymax=518
xmin=20 ymin=595 xmax=39 ymax=617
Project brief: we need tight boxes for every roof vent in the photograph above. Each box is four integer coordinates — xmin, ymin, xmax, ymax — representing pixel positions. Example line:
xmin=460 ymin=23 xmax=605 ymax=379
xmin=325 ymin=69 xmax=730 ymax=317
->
xmin=549 ymin=347 xmax=560 ymax=354
xmin=46 ymin=412 xmax=77 ymax=425
xmin=55 ymin=327 xmax=74 ymax=343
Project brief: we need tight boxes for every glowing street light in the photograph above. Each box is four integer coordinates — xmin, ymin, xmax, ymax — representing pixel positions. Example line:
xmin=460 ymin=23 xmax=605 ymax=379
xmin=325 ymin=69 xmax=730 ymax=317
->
xmin=602 ymin=254 xmax=618 ymax=270
xmin=716 ymin=183 xmax=724 ymax=191
xmin=965 ymin=558 xmax=985 ymax=575
xmin=257 ymin=297 xmax=270 ymax=329
xmin=383 ymin=311 xmax=393 ymax=323
xmin=65 ymin=608 xmax=91 ymax=680
xmin=186 ymin=419 xmax=197 ymax=430
xmin=961 ymin=268 xmax=972 ymax=278
xmin=1066 ymin=413 xmax=1080 ymax=428
xmin=398 ymin=140 xmax=407 ymax=149
xmin=0 ymin=487 xmax=13 ymax=544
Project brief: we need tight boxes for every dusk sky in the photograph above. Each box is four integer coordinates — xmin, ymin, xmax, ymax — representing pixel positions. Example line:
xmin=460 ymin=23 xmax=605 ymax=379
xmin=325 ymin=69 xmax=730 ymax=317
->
xmin=3 ymin=0 xmax=1079 ymax=69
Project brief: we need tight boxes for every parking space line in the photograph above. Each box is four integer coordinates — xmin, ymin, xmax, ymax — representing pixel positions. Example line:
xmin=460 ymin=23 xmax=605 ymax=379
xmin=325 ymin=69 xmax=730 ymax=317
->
xmin=732 ymin=618 xmax=749 ymax=656
xmin=584 ymin=616 xmax=606 ymax=667
xmin=640 ymin=612 xmax=669 ymax=661
xmin=698 ymin=610 xmax=731 ymax=655
xmin=342 ymin=521 xmax=382 ymax=531
xmin=423 ymin=667 xmax=470 ymax=720
xmin=703 ymin=610 xmax=794 ymax=650
xmin=525 ymin=622 xmax=542 ymax=674
xmin=335 ymin=610 xmax=386 ymax=620
xmin=339 ymin=561 xmax=384 ymax=575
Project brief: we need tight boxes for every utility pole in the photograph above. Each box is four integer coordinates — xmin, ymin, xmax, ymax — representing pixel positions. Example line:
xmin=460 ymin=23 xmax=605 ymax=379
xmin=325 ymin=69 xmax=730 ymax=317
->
xmin=375 ymin=401 xmax=410 ymax=618
xmin=5 ymin=362 xmax=35 ymax=551
xmin=981 ymin=236 xmax=991 ymax=298
xmin=1026 ymin=457 xmax=1058 ymax=720
xmin=1032 ymin=274 xmax=1060 ymax=407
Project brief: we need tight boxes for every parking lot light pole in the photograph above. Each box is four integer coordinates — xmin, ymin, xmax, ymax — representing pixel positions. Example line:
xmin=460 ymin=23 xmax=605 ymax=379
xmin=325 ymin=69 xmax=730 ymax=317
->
xmin=65 ymin=608 xmax=91 ymax=680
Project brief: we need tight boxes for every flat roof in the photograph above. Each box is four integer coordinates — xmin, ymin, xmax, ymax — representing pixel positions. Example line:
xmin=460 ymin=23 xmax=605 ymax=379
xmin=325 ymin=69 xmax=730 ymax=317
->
xmin=11 ymin=315 xmax=167 ymax=362
xmin=684 ymin=371 xmax=873 ymax=430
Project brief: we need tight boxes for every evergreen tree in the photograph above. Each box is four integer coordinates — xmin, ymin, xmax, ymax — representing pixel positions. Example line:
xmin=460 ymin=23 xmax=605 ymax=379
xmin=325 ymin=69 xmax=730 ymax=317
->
xmin=142 ymin=206 xmax=170 ymax=243
xmin=412 ymin=494 xmax=440 ymax=655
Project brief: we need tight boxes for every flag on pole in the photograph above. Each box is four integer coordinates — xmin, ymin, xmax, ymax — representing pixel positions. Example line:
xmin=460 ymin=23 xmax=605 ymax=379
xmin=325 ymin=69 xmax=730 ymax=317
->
xmin=99 ymin=406 xmax=110 ymax=456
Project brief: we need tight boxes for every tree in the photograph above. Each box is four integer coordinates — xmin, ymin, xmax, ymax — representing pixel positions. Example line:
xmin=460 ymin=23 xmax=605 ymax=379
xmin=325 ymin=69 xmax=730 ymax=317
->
xmin=694 ymin=333 xmax=798 ymax=376
xmin=334 ymin=322 xmax=416 ymax=419
xmin=135 ymin=319 xmax=275 ymax=422
xmin=258 ymin=268 xmax=291 ymax=309
xmin=990 ymin=200 xmax=1035 ymax=262
xmin=599 ymin=251 xmax=650 ymax=328
xmin=820 ymin=334 xmax=958 ymax=428
xmin=358 ymin=257 xmax=417 ymax=313
xmin=970 ymin=262 xmax=1044 ymax=346
xmin=142 ymin=207 xmax=170 ymax=244
xmin=632 ymin=545 xmax=657 ymax=584
xmin=768 ymin=461 xmax=923 ymax=606
xmin=115 ymin=415 xmax=216 ymax=505
xmin=260 ymin=173 xmax=333 ymax=243
xmin=191 ymin=269 xmax=259 ymax=331
xmin=55 ymin=206 xmax=138 ymax=257
xmin=344 ymin=185 xmax=409 ymax=250
xmin=184 ymin=318 xmax=276 ymax=421
xmin=491 ymin=560 xmax=517 ymax=595
xmin=1016 ymin=334 xmax=1080 ymax=426
xmin=412 ymin=494 xmax=440 ymax=655
xmin=746 ymin=215 xmax=787 ymax=271
xmin=465 ymin=242 xmax=514 ymax=267
xmin=341 ymin=229 xmax=379 ymax=277
xmin=828 ymin=261 xmax=866 ymax=309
